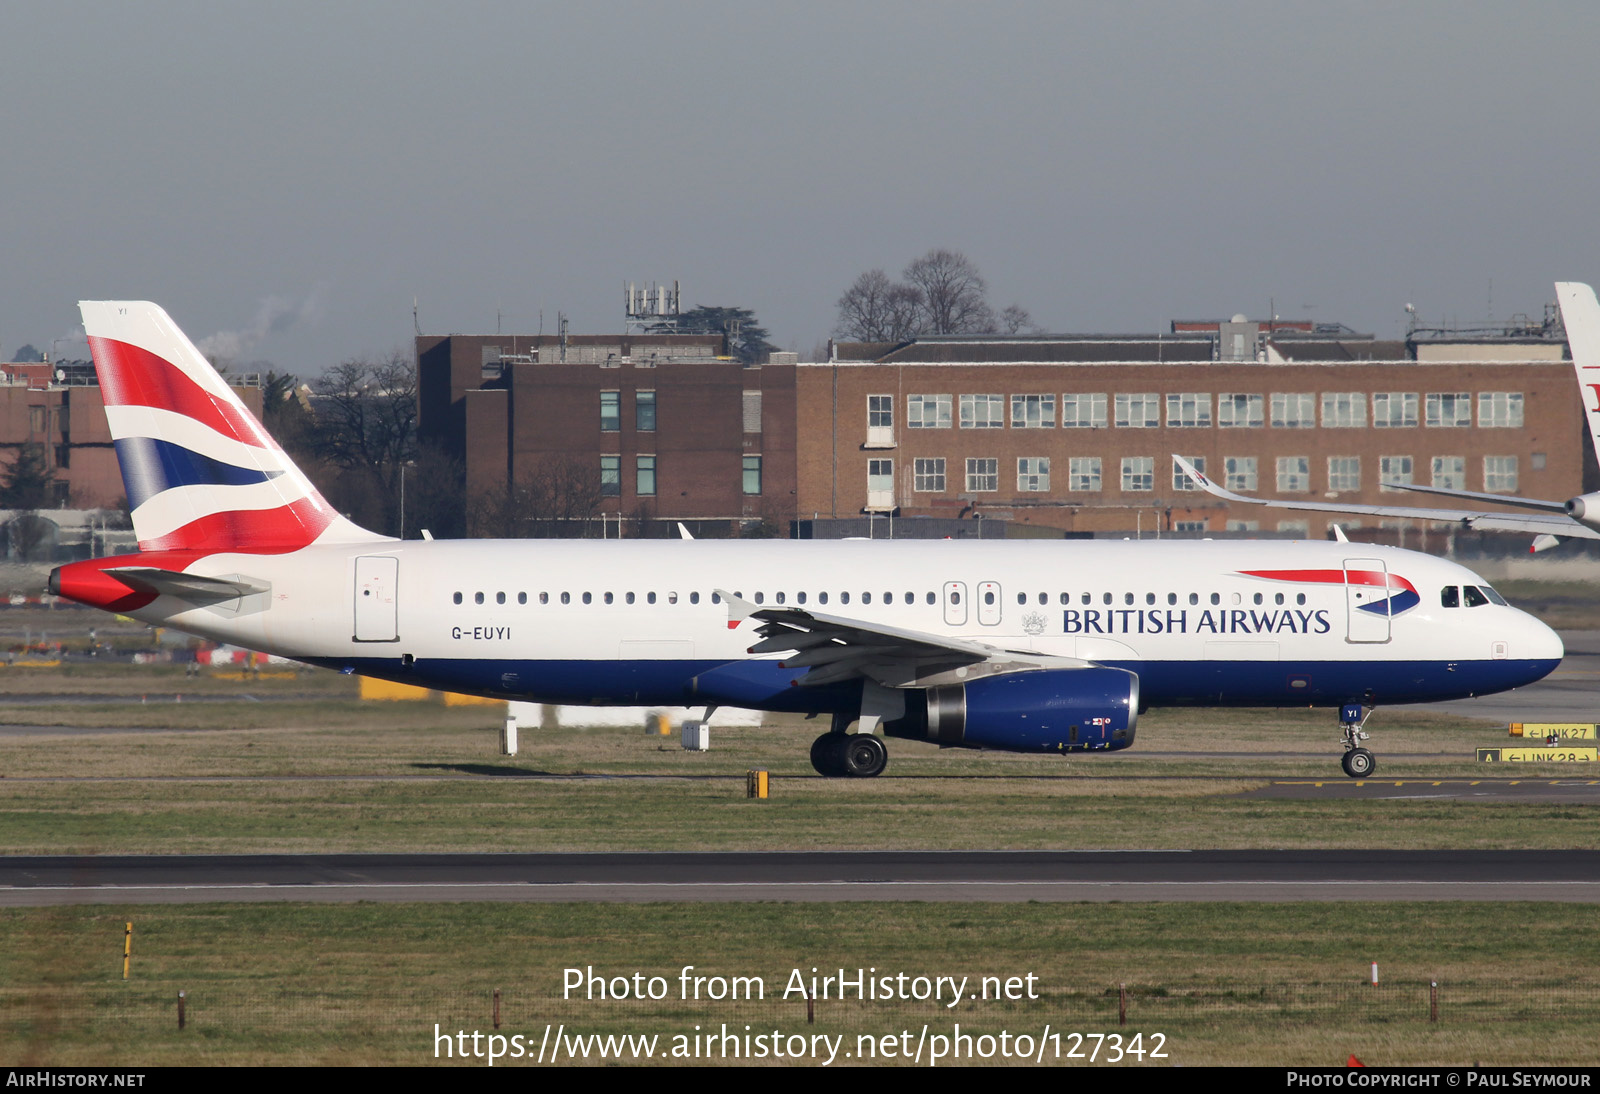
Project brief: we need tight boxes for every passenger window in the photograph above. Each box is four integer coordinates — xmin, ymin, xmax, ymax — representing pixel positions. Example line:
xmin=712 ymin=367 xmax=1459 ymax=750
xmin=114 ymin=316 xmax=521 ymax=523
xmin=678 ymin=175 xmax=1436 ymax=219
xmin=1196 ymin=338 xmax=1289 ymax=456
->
xmin=1168 ymin=593 xmax=1177 ymax=605
xmin=1016 ymin=592 xmax=1026 ymax=606
xmin=1464 ymin=585 xmax=1489 ymax=608
xmin=776 ymin=592 xmax=786 ymax=605
xmin=1145 ymin=593 xmax=1155 ymax=605
xmin=1274 ymin=593 xmax=1284 ymax=605
xmin=1231 ymin=593 xmax=1241 ymax=605
xmin=560 ymin=592 xmax=570 ymax=604
xmin=1060 ymin=593 xmax=1070 ymax=605
xmin=1253 ymin=593 xmax=1262 ymax=605
xmin=843 ymin=592 xmax=851 ymax=604
xmin=582 ymin=592 xmax=592 ymax=604
xmin=668 ymin=592 xmax=678 ymax=604
xmin=882 ymin=592 xmax=891 ymax=603
xmin=926 ymin=592 xmax=935 ymax=605
xmin=906 ymin=592 xmax=915 ymax=605
xmin=1210 ymin=593 xmax=1220 ymax=605
xmin=540 ymin=592 xmax=549 ymax=604
xmin=864 ymin=592 xmax=874 ymax=604
xmin=453 ymin=592 xmax=462 ymax=604
xmin=819 ymin=592 xmax=829 ymax=605
xmin=1189 ymin=593 xmax=1199 ymax=605
xmin=497 ymin=592 xmax=506 ymax=605
xmin=647 ymin=592 xmax=656 ymax=604
xmin=1441 ymin=586 xmax=1459 ymax=608
xmin=1297 ymin=593 xmax=1306 ymax=605
xmin=1124 ymin=592 xmax=1134 ymax=605
xmin=1038 ymin=593 xmax=1047 ymax=605
xmin=1081 ymin=593 xmax=1091 ymax=605
xmin=983 ymin=591 xmax=993 ymax=606
xmin=626 ymin=592 xmax=635 ymax=604
xmin=1103 ymin=593 xmax=1112 ymax=605
xmin=474 ymin=592 xmax=484 ymax=605
xmin=691 ymin=592 xmax=701 ymax=604
xmin=517 ymin=592 xmax=527 ymax=605
xmin=754 ymin=592 xmax=764 ymax=605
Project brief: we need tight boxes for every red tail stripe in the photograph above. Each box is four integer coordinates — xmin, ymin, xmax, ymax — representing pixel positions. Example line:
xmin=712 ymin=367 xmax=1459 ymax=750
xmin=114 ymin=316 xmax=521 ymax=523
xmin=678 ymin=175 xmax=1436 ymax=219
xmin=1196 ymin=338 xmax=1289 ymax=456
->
xmin=139 ymin=496 xmax=335 ymax=553
xmin=89 ymin=336 xmax=275 ymax=449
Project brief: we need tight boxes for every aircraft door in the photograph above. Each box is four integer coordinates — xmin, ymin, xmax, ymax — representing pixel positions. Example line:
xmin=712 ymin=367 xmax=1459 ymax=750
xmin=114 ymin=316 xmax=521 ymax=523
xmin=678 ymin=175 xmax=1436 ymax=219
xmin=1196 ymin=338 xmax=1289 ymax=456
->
xmin=943 ymin=581 xmax=968 ymax=627
xmin=1344 ymin=557 xmax=1391 ymax=643
xmin=978 ymin=581 xmax=1002 ymax=626
xmin=354 ymin=556 xmax=399 ymax=642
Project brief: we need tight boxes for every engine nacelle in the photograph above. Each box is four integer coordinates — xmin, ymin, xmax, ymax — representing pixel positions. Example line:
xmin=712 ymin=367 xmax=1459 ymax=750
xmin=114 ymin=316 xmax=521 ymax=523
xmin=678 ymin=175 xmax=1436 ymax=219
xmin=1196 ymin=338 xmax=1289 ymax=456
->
xmin=1566 ymin=491 xmax=1600 ymax=531
xmin=886 ymin=668 xmax=1140 ymax=753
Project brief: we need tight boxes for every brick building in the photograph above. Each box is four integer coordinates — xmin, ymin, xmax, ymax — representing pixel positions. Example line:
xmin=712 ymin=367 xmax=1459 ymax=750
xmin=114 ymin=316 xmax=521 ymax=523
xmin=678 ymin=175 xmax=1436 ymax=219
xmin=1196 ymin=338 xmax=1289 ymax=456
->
xmin=417 ymin=333 xmax=798 ymax=536
xmin=796 ymin=322 xmax=1582 ymax=540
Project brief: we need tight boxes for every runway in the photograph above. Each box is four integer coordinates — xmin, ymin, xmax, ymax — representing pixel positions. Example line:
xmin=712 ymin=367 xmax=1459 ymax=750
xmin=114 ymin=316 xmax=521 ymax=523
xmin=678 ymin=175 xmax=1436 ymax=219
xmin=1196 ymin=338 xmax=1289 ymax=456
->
xmin=5 ymin=850 xmax=1600 ymax=905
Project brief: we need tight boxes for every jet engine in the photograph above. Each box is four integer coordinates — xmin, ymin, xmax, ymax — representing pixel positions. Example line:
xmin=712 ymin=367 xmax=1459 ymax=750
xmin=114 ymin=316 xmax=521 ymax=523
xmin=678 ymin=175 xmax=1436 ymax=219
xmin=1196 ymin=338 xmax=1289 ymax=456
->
xmin=886 ymin=667 xmax=1139 ymax=752
xmin=1565 ymin=491 xmax=1600 ymax=530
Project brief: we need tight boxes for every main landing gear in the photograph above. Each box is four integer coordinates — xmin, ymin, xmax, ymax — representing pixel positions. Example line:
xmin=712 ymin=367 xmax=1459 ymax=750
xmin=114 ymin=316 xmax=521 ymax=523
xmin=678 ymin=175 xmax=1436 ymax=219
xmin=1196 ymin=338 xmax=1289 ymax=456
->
xmin=1339 ymin=701 xmax=1376 ymax=778
xmin=810 ymin=713 xmax=889 ymax=778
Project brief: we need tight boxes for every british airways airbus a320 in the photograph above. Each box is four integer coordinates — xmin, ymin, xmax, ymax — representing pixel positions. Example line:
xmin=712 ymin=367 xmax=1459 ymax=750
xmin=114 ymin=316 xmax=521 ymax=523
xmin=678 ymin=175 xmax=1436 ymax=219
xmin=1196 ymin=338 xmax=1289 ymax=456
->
xmin=48 ymin=302 xmax=1562 ymax=778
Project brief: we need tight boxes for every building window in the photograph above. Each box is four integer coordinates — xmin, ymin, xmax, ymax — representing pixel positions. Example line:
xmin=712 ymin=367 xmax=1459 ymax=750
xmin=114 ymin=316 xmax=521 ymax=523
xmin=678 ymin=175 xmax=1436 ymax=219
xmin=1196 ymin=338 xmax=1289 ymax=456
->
xmin=1327 ymin=456 xmax=1360 ymax=492
xmin=1017 ymin=457 xmax=1050 ymax=492
xmin=636 ymin=455 xmax=656 ymax=496
xmin=28 ymin=406 xmax=45 ymax=435
xmin=1379 ymin=456 xmax=1413 ymax=492
xmin=1432 ymin=456 xmax=1466 ymax=490
xmin=1372 ymin=392 xmax=1418 ymax=428
xmin=1172 ymin=455 xmax=1205 ymax=491
xmin=1478 ymin=392 xmax=1524 ymax=428
xmin=742 ymin=390 xmax=762 ymax=433
xmin=965 ymin=458 xmax=998 ymax=492
xmin=1061 ymin=393 xmax=1107 ymax=428
xmin=868 ymin=394 xmax=893 ymax=429
xmin=1114 ymin=393 xmax=1160 ymax=428
xmin=1484 ymin=456 xmax=1518 ymax=493
xmin=1174 ymin=520 xmax=1208 ymax=532
xmin=1270 ymin=393 xmax=1315 ymax=429
xmin=742 ymin=455 xmax=762 ymax=495
xmin=1321 ymin=393 xmax=1366 ymax=428
xmin=1166 ymin=393 xmax=1212 ymax=428
xmin=1276 ymin=456 xmax=1310 ymax=493
xmin=1069 ymin=457 xmax=1101 ymax=492
xmin=600 ymin=391 xmax=620 ymax=432
xmin=914 ymin=457 xmax=946 ymax=492
xmin=907 ymin=394 xmax=951 ymax=429
xmin=959 ymin=394 xmax=1004 ymax=428
xmin=1225 ymin=520 xmax=1259 ymax=532
xmin=1121 ymin=456 xmax=1154 ymax=492
xmin=1425 ymin=393 xmax=1472 ymax=427
xmin=600 ymin=456 xmax=620 ymax=497
xmin=1010 ymin=394 xmax=1056 ymax=428
xmin=1277 ymin=520 xmax=1309 ymax=536
xmin=635 ymin=390 xmax=656 ymax=431
xmin=1225 ymin=456 xmax=1257 ymax=491
xmin=870 ymin=457 xmax=896 ymax=495
xmin=1218 ymin=393 xmax=1264 ymax=428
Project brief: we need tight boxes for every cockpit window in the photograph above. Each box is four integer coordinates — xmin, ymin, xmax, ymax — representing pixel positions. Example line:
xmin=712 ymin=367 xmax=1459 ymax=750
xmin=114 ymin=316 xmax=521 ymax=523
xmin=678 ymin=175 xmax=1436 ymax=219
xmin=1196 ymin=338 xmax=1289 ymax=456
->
xmin=1482 ymin=586 xmax=1508 ymax=606
xmin=1441 ymin=586 xmax=1460 ymax=608
xmin=1463 ymin=585 xmax=1489 ymax=608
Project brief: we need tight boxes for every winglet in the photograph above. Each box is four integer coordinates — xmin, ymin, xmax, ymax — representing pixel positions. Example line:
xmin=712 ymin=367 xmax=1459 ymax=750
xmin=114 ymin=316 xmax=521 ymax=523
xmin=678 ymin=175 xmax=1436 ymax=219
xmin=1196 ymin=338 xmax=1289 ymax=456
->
xmin=677 ymin=522 xmax=695 ymax=540
xmin=715 ymin=588 xmax=756 ymax=629
xmin=1173 ymin=454 xmax=1253 ymax=503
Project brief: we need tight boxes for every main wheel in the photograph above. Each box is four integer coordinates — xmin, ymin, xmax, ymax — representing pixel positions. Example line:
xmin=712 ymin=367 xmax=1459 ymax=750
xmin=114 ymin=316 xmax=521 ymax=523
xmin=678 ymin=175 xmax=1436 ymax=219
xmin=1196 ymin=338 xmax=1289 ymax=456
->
xmin=1341 ymin=747 xmax=1375 ymax=778
xmin=842 ymin=734 xmax=888 ymax=778
xmin=810 ymin=733 xmax=846 ymax=777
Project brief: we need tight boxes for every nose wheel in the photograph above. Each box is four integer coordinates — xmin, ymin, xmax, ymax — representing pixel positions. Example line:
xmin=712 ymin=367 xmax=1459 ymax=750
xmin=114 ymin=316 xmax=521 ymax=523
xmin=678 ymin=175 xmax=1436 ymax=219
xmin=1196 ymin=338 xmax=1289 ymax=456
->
xmin=1339 ymin=701 xmax=1377 ymax=778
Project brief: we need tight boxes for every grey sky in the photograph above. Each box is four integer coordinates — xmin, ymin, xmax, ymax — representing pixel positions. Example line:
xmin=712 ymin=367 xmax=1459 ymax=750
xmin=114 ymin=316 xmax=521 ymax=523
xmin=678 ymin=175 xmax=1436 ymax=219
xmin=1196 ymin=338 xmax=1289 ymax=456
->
xmin=4 ymin=1 xmax=1598 ymax=370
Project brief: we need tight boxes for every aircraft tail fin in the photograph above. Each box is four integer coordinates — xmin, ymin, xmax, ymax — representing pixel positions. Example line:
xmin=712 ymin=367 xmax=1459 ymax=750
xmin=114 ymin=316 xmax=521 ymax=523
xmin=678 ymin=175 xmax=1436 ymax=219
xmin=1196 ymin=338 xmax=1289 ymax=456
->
xmin=1557 ymin=282 xmax=1600 ymax=466
xmin=79 ymin=301 xmax=387 ymax=554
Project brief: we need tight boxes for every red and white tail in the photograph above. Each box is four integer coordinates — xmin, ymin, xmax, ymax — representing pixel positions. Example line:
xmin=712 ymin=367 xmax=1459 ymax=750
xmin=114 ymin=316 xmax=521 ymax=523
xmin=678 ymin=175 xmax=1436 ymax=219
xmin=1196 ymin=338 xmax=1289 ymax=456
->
xmin=80 ymin=301 xmax=385 ymax=553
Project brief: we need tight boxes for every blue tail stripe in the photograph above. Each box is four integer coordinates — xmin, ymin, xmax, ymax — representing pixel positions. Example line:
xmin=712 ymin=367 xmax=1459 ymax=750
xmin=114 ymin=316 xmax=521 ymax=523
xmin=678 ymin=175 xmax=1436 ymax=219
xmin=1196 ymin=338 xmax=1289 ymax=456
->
xmin=113 ymin=436 xmax=282 ymax=510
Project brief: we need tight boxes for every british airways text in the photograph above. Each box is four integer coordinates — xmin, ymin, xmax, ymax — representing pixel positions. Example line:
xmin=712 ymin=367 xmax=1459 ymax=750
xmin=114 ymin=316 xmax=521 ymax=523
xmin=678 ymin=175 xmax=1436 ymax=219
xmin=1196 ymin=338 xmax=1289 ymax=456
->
xmin=1062 ymin=609 xmax=1332 ymax=635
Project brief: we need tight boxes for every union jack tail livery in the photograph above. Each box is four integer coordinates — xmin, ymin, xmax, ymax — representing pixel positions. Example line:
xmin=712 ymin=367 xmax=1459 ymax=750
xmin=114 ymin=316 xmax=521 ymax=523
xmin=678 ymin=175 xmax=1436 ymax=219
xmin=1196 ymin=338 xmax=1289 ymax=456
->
xmin=80 ymin=301 xmax=384 ymax=553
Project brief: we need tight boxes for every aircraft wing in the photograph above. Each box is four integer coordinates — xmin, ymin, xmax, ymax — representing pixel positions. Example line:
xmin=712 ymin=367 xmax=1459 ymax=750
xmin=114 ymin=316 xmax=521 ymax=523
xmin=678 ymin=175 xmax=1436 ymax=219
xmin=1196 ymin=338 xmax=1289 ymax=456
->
xmin=716 ymin=589 xmax=1092 ymax=688
xmin=1172 ymin=455 xmax=1600 ymax=540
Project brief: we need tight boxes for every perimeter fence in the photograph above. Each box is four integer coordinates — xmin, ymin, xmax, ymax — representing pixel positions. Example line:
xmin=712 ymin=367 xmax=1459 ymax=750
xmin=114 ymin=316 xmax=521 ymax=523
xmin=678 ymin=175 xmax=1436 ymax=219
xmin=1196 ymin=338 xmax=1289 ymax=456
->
xmin=3 ymin=977 xmax=1593 ymax=1039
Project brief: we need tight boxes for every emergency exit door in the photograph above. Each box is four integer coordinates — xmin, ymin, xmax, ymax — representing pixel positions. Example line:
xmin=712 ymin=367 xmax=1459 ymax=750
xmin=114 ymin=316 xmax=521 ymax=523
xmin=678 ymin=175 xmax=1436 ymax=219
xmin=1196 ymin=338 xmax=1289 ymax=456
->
xmin=354 ymin=556 xmax=399 ymax=642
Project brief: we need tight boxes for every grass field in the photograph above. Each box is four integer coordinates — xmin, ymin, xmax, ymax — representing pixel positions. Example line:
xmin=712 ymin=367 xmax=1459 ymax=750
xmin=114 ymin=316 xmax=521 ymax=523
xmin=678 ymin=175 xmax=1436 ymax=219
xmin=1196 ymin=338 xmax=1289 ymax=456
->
xmin=4 ymin=902 xmax=1599 ymax=1067
xmin=3 ymin=650 xmax=1599 ymax=1066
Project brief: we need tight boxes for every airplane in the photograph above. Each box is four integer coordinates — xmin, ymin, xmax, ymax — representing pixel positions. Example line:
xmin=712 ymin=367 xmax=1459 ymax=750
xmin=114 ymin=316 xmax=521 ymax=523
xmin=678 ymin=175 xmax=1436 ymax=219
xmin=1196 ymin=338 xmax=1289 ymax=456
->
xmin=46 ymin=302 xmax=1563 ymax=779
xmin=1174 ymin=282 xmax=1600 ymax=552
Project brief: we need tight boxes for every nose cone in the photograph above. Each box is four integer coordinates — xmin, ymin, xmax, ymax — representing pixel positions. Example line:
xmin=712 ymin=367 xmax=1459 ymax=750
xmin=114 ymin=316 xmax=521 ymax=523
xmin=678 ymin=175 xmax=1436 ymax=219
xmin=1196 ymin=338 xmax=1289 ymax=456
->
xmin=1514 ymin=611 xmax=1564 ymax=686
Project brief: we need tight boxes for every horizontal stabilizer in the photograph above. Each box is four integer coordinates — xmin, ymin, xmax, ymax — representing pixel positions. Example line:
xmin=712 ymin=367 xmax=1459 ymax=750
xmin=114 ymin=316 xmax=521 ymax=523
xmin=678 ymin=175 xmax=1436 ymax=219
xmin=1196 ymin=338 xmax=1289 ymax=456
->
xmin=103 ymin=567 xmax=269 ymax=605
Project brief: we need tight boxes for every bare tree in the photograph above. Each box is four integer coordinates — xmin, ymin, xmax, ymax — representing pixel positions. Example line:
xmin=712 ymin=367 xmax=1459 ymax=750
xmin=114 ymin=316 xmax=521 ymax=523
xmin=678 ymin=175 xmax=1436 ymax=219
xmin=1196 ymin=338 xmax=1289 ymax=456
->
xmin=999 ymin=304 xmax=1036 ymax=335
xmin=834 ymin=269 xmax=896 ymax=341
xmin=902 ymin=249 xmax=994 ymax=335
xmin=467 ymin=457 xmax=606 ymax=538
xmin=309 ymin=352 xmax=418 ymax=535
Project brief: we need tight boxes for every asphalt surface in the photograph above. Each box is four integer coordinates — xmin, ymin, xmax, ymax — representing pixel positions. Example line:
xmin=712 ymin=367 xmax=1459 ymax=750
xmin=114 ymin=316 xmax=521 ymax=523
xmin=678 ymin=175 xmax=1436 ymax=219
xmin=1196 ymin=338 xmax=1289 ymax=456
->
xmin=5 ymin=850 xmax=1600 ymax=905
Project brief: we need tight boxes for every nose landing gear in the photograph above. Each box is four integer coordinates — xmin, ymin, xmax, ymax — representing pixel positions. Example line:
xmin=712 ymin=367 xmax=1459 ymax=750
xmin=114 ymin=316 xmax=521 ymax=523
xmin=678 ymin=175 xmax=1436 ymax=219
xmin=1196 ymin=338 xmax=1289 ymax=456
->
xmin=1339 ymin=701 xmax=1376 ymax=778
